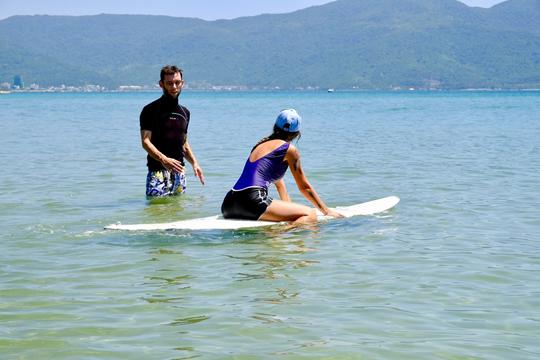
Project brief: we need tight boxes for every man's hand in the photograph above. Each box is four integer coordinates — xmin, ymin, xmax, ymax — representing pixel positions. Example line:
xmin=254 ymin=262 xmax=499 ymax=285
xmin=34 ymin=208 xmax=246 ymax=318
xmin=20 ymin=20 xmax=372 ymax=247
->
xmin=161 ymin=156 xmax=185 ymax=173
xmin=193 ymin=164 xmax=205 ymax=185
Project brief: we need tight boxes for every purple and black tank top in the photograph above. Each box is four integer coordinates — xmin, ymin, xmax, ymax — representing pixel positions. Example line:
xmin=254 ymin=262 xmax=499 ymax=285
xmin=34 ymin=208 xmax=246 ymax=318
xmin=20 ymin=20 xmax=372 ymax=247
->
xmin=233 ymin=142 xmax=290 ymax=191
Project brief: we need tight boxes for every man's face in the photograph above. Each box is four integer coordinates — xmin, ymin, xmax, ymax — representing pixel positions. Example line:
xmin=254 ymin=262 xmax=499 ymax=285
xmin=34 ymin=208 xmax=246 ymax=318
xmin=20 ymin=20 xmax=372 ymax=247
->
xmin=160 ymin=72 xmax=184 ymax=98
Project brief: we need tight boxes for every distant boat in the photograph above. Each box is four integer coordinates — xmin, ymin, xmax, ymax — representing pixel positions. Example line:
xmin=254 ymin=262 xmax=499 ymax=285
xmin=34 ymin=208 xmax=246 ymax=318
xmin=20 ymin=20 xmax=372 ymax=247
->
xmin=327 ymin=88 xmax=335 ymax=93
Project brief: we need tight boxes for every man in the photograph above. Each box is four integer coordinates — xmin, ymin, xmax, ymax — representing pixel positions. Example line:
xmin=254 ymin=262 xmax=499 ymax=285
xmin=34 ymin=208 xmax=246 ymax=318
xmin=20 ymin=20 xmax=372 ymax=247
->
xmin=140 ymin=65 xmax=204 ymax=197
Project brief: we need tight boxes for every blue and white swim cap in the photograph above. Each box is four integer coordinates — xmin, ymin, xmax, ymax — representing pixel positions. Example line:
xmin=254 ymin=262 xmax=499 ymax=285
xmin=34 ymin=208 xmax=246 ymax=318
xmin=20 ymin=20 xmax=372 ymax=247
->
xmin=275 ymin=109 xmax=301 ymax=133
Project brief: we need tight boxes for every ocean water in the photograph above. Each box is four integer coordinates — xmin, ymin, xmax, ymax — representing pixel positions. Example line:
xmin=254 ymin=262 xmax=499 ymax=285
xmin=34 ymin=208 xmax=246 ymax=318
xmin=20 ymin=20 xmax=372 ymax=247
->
xmin=1 ymin=90 xmax=539 ymax=359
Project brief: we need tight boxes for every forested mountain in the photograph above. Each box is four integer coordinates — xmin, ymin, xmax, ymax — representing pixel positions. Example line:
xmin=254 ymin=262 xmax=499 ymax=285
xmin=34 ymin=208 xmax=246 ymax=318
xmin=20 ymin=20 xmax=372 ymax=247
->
xmin=1 ymin=0 xmax=539 ymax=89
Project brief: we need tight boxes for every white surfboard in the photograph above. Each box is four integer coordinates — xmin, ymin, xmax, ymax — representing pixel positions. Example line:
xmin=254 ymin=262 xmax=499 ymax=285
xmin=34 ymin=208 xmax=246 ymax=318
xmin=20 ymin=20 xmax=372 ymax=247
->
xmin=105 ymin=196 xmax=399 ymax=231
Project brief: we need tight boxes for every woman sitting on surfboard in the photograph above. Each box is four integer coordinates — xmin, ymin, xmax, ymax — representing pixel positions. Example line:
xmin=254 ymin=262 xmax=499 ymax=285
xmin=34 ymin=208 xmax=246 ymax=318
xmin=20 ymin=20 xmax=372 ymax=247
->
xmin=221 ymin=109 xmax=343 ymax=223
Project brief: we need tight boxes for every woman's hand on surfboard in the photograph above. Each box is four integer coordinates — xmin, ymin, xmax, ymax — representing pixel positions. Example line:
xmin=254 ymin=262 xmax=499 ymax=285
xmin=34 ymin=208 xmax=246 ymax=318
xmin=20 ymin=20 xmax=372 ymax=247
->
xmin=326 ymin=209 xmax=344 ymax=218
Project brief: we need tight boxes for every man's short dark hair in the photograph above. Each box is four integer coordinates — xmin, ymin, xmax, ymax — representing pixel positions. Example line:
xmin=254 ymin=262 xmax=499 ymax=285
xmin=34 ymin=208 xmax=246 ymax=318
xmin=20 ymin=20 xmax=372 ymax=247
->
xmin=160 ymin=65 xmax=183 ymax=82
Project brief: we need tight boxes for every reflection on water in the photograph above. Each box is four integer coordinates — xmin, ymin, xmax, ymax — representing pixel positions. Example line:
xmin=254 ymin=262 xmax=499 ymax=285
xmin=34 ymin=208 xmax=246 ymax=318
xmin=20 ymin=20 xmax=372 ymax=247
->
xmin=252 ymin=287 xmax=301 ymax=304
xmin=131 ymin=223 xmax=327 ymax=357
xmin=143 ymin=194 xmax=196 ymax=220
xmin=228 ymin=228 xmax=321 ymax=278
xmin=146 ymin=274 xmax=192 ymax=287
xmin=169 ymin=315 xmax=210 ymax=326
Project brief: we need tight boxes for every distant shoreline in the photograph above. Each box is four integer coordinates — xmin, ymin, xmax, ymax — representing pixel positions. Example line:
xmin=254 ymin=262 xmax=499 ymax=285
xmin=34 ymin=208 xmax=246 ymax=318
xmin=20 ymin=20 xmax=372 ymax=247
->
xmin=2 ymin=88 xmax=540 ymax=94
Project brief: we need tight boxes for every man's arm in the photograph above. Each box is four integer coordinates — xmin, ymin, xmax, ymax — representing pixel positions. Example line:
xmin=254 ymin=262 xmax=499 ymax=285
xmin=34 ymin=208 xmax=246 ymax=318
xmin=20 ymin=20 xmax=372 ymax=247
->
xmin=183 ymin=139 xmax=205 ymax=185
xmin=141 ymin=130 xmax=185 ymax=173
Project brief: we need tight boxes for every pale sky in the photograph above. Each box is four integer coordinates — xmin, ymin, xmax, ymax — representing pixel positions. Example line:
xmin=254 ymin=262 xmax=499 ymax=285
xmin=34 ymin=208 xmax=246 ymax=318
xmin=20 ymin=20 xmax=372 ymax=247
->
xmin=0 ymin=0 xmax=508 ymax=21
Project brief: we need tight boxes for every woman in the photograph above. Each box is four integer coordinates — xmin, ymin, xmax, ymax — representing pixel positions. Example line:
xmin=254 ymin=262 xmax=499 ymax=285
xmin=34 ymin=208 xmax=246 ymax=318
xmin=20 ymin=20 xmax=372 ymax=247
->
xmin=221 ymin=109 xmax=342 ymax=223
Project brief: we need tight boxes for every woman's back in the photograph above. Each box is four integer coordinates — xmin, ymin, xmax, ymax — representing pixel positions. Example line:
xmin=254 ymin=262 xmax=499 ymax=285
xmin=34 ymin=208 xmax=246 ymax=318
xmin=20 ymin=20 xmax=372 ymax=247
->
xmin=249 ymin=139 xmax=286 ymax=162
xmin=233 ymin=140 xmax=289 ymax=190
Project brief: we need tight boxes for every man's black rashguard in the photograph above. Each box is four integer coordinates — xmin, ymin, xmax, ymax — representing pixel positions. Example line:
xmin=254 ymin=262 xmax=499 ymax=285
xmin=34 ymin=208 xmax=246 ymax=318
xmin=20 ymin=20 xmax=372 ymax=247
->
xmin=139 ymin=94 xmax=190 ymax=171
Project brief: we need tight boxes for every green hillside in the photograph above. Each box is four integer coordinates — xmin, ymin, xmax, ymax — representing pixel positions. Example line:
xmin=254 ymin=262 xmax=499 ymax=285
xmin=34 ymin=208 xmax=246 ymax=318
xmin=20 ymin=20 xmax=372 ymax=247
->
xmin=1 ymin=0 xmax=539 ymax=89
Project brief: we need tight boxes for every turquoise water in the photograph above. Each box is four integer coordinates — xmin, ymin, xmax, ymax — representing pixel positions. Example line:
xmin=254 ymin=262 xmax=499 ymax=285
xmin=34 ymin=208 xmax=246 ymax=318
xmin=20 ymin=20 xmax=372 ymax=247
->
xmin=1 ymin=91 xmax=539 ymax=359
